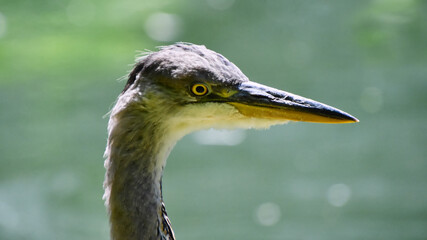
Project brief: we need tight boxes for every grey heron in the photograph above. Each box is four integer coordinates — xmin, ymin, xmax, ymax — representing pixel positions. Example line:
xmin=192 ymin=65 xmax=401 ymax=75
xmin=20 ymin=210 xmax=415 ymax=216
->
xmin=103 ymin=43 xmax=358 ymax=240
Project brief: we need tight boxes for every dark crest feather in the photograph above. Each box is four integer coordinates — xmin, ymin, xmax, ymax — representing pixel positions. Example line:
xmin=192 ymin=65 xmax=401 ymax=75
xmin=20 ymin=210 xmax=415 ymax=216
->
xmin=122 ymin=60 xmax=145 ymax=94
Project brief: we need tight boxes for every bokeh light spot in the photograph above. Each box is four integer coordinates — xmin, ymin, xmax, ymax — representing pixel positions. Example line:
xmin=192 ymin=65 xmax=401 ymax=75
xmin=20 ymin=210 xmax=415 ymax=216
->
xmin=327 ymin=183 xmax=351 ymax=207
xmin=192 ymin=129 xmax=246 ymax=146
xmin=255 ymin=202 xmax=281 ymax=226
xmin=144 ymin=12 xmax=182 ymax=42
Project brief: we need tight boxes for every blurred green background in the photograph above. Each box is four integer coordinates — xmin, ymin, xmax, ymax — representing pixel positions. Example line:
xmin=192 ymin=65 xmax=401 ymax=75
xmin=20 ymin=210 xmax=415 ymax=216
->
xmin=1 ymin=0 xmax=426 ymax=239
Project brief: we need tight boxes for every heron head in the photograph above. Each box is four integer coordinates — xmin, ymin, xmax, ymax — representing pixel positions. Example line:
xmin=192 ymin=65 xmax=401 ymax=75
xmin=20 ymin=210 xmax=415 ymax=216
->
xmin=120 ymin=43 xmax=357 ymax=136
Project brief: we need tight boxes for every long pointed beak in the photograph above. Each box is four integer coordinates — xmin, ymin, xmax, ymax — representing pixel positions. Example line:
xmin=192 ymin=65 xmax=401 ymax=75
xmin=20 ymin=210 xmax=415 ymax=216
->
xmin=227 ymin=82 xmax=358 ymax=124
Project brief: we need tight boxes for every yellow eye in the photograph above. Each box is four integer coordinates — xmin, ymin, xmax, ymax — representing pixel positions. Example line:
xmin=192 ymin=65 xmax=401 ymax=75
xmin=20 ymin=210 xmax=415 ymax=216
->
xmin=191 ymin=83 xmax=209 ymax=96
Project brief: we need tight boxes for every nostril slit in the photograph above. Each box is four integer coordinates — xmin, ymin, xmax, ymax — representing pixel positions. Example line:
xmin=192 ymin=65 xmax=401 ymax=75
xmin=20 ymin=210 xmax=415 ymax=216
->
xmin=284 ymin=95 xmax=293 ymax=101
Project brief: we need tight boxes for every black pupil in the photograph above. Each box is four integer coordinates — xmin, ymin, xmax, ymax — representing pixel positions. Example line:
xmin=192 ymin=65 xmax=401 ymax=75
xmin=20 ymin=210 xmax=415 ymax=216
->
xmin=195 ymin=86 xmax=205 ymax=93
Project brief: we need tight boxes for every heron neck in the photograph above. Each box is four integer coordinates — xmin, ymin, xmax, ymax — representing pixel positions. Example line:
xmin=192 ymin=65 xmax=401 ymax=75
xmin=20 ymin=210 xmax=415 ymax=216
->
xmin=104 ymin=101 xmax=176 ymax=240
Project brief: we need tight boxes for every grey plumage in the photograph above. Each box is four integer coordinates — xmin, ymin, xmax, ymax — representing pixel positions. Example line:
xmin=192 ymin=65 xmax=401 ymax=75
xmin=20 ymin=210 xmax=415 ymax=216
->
xmin=104 ymin=43 xmax=357 ymax=240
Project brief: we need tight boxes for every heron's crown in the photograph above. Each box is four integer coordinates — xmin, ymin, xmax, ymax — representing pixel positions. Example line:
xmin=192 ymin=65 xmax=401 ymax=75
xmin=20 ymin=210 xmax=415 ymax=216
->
xmin=124 ymin=43 xmax=248 ymax=93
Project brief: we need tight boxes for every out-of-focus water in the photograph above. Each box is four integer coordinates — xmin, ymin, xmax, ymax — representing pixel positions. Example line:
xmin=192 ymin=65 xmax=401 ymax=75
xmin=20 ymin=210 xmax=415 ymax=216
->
xmin=1 ymin=1 xmax=426 ymax=239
